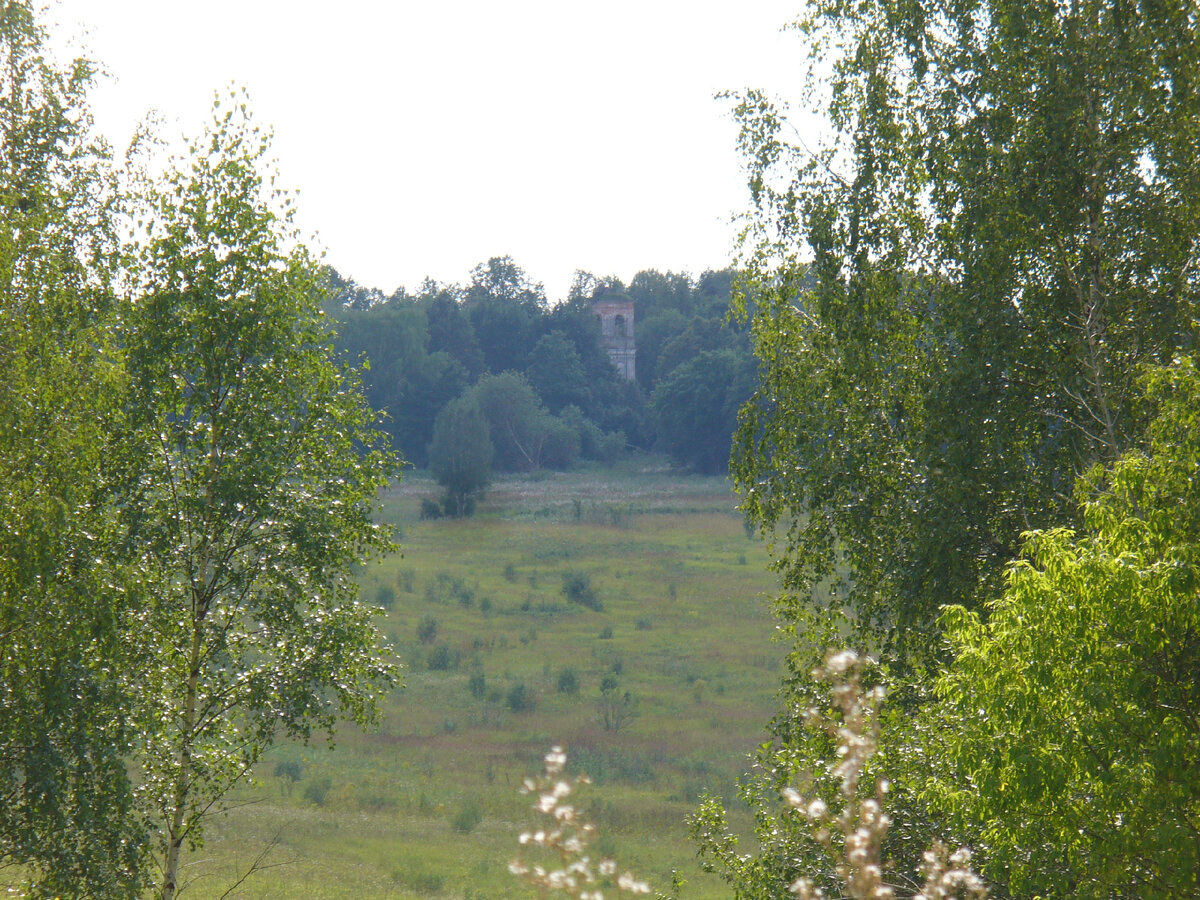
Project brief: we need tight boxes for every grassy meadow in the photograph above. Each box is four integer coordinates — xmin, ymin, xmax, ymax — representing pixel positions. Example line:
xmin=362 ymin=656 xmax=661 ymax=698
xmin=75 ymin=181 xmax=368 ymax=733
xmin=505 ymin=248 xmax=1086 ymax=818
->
xmin=176 ymin=459 xmax=785 ymax=899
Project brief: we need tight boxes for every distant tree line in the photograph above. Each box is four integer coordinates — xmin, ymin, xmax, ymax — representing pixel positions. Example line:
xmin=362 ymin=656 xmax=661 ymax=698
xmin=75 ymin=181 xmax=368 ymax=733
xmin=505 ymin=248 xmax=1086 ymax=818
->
xmin=328 ymin=258 xmax=756 ymax=511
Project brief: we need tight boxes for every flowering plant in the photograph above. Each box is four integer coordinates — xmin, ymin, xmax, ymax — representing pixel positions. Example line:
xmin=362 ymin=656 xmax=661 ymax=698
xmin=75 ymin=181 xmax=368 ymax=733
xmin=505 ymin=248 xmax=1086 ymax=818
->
xmin=510 ymin=746 xmax=651 ymax=900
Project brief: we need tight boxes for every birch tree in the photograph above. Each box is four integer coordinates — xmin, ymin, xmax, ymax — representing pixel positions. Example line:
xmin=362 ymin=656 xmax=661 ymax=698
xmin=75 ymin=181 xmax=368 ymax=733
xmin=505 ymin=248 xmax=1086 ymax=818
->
xmin=122 ymin=95 xmax=400 ymax=900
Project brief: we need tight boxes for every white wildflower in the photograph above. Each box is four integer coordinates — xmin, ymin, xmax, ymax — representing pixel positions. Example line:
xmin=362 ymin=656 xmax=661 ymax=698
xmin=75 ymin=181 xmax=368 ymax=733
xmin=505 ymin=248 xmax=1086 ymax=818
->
xmin=826 ymin=649 xmax=858 ymax=674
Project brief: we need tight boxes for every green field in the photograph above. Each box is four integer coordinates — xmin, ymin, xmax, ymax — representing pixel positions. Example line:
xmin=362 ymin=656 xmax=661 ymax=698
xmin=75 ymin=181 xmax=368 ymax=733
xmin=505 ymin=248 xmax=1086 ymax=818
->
xmin=177 ymin=460 xmax=784 ymax=899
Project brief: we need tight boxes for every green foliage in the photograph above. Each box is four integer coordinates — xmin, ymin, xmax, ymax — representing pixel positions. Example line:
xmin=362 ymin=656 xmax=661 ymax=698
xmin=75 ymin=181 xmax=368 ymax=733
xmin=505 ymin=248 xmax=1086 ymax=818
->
xmin=598 ymin=674 xmax=635 ymax=733
xmin=0 ymin=4 xmax=147 ymax=893
xmin=468 ymin=670 xmax=487 ymax=699
xmin=374 ymin=583 xmax=397 ymax=610
xmin=471 ymin=371 xmax=569 ymax=472
xmin=429 ymin=394 xmax=493 ymax=516
xmin=729 ymin=0 xmax=1200 ymax=665
xmin=273 ymin=760 xmax=303 ymax=790
xmin=464 ymin=256 xmax=545 ymax=374
xmin=427 ymin=645 xmax=456 ymax=672
xmin=556 ymin=667 xmax=580 ymax=695
xmin=928 ymin=359 xmax=1200 ymax=898
xmin=506 ymin=682 xmax=535 ymax=713
xmin=334 ymin=302 xmax=467 ymax=466
xmin=526 ymin=331 xmax=590 ymax=414
xmin=451 ymin=800 xmax=484 ymax=835
xmin=561 ymin=571 xmax=602 ymax=611
xmin=303 ymin=776 xmax=333 ymax=808
xmin=122 ymin=95 xmax=399 ymax=898
xmin=417 ymin=615 xmax=439 ymax=644
xmin=652 ymin=349 xmax=756 ymax=474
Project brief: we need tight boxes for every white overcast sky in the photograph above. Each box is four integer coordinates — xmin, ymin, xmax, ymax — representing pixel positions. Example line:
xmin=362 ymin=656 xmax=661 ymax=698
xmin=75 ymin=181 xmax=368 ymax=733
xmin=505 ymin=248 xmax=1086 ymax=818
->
xmin=49 ymin=1 xmax=812 ymax=302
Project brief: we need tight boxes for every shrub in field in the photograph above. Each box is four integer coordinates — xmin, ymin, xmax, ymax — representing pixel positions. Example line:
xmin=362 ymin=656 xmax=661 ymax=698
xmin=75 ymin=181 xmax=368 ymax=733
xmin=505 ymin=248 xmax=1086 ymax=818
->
xmin=428 ymin=644 xmax=456 ymax=671
xmin=469 ymin=670 xmax=487 ymax=699
xmin=303 ymin=776 xmax=333 ymax=808
xmin=375 ymin=583 xmax=396 ymax=609
xmin=452 ymin=800 xmax=483 ymax=834
xmin=506 ymin=682 xmax=535 ymax=712
xmin=273 ymin=760 xmax=302 ymax=795
xmin=556 ymin=667 xmax=580 ymax=695
xmin=598 ymin=674 xmax=635 ymax=733
xmin=417 ymin=615 xmax=438 ymax=644
xmin=561 ymin=571 xmax=601 ymax=611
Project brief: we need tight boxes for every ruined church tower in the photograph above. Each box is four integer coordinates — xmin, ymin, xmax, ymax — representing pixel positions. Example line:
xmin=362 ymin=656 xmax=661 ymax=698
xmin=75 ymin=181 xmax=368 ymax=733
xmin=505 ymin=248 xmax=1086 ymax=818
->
xmin=592 ymin=298 xmax=636 ymax=381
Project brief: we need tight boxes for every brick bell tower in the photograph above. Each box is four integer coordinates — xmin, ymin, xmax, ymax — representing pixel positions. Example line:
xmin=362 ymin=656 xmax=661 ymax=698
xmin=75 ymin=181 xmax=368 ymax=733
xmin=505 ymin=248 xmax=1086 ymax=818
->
xmin=592 ymin=298 xmax=636 ymax=381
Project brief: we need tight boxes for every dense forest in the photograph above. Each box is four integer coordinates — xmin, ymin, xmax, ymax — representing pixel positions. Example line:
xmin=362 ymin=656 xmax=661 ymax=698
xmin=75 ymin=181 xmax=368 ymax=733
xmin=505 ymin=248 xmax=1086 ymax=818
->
xmin=326 ymin=260 xmax=756 ymax=489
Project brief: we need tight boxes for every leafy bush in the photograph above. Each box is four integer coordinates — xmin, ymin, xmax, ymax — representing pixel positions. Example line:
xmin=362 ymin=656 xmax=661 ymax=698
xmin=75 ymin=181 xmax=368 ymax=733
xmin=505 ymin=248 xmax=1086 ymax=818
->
xmin=419 ymin=497 xmax=442 ymax=520
xmin=469 ymin=670 xmax=487 ymax=699
xmin=374 ymin=583 xmax=396 ymax=609
xmin=273 ymin=760 xmax=302 ymax=795
xmin=556 ymin=667 xmax=579 ymax=695
xmin=562 ymin=571 xmax=601 ymax=611
xmin=303 ymin=775 xmax=333 ymax=807
xmin=452 ymin=800 xmax=483 ymax=834
xmin=427 ymin=644 xmax=456 ymax=671
xmin=417 ymin=615 xmax=438 ymax=644
xmin=506 ymin=682 xmax=534 ymax=712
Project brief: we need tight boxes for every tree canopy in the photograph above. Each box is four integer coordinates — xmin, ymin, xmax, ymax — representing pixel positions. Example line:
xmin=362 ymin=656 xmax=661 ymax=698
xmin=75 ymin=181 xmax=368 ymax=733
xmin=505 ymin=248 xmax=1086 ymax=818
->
xmin=429 ymin=395 xmax=494 ymax=517
xmin=124 ymin=96 xmax=400 ymax=899
xmin=0 ymin=8 xmax=402 ymax=891
xmin=0 ymin=5 xmax=146 ymax=893
xmin=730 ymin=0 xmax=1200 ymax=664
xmin=929 ymin=359 xmax=1200 ymax=898
xmin=699 ymin=1 xmax=1200 ymax=898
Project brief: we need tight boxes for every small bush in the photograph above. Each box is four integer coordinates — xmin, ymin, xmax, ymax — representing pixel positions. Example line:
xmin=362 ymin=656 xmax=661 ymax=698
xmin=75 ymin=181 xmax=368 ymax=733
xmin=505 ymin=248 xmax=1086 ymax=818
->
xmin=503 ymin=563 xmax=517 ymax=582
xmin=375 ymin=583 xmax=396 ymax=609
xmin=303 ymin=775 xmax=332 ymax=807
xmin=428 ymin=644 xmax=456 ymax=671
xmin=469 ymin=670 xmax=487 ymax=698
xmin=417 ymin=615 xmax=438 ymax=644
xmin=562 ymin=571 xmax=601 ymax=611
xmin=598 ymin=625 xmax=613 ymax=640
xmin=419 ymin=497 xmax=442 ymax=520
xmin=393 ymin=866 xmax=445 ymax=895
xmin=451 ymin=799 xmax=483 ymax=834
xmin=597 ymin=430 xmax=626 ymax=466
xmin=635 ymin=617 xmax=652 ymax=631
xmin=506 ymin=682 xmax=534 ymax=712
xmin=453 ymin=581 xmax=475 ymax=608
xmin=556 ymin=667 xmax=579 ymax=694
xmin=274 ymin=760 xmax=303 ymax=795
